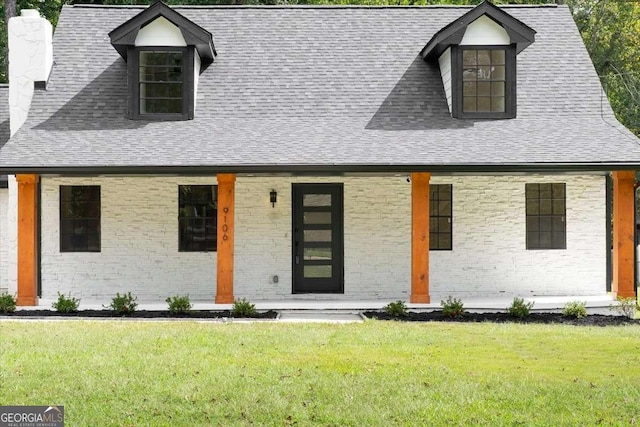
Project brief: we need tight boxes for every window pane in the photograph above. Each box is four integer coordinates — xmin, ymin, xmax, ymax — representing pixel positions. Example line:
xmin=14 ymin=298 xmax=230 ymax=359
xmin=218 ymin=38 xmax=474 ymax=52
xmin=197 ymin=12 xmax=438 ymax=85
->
xmin=539 ymin=232 xmax=552 ymax=248
xmin=303 ymin=194 xmax=331 ymax=207
xmin=463 ymin=81 xmax=476 ymax=96
xmin=438 ymin=200 xmax=451 ymax=216
xmin=526 ymin=200 xmax=539 ymax=215
xmin=552 ymin=216 xmax=565 ymax=233
xmin=477 ymin=97 xmax=491 ymax=112
xmin=477 ymin=66 xmax=491 ymax=81
xmin=525 ymin=184 xmax=538 ymax=198
xmin=527 ymin=232 xmax=539 ymax=249
xmin=539 ymin=217 xmax=552 ymax=232
xmin=304 ymin=230 xmax=332 ymax=242
xmin=438 ymin=217 xmax=450 ymax=233
xmin=463 ymin=97 xmax=476 ymax=112
xmin=553 ymin=183 xmax=565 ymax=198
xmin=491 ymin=82 xmax=505 ymax=97
xmin=304 ymin=212 xmax=331 ymax=224
xmin=463 ymin=50 xmax=477 ymax=66
xmin=304 ymin=265 xmax=332 ymax=278
xmin=552 ymin=232 xmax=565 ymax=249
xmin=492 ymin=66 xmax=505 ymax=80
xmin=491 ymin=97 xmax=505 ymax=112
xmin=304 ymin=247 xmax=332 ymax=261
xmin=439 ymin=185 xmax=452 ymax=199
xmin=553 ymin=200 xmax=565 ymax=214
xmin=526 ymin=216 xmax=539 ymax=232
xmin=430 ymin=216 xmax=438 ymax=232
xmin=491 ymin=49 xmax=505 ymax=65
xmin=539 ymin=199 xmax=552 ymax=215
xmin=477 ymin=82 xmax=491 ymax=97
xmin=477 ymin=50 xmax=491 ymax=65
xmin=438 ymin=233 xmax=452 ymax=250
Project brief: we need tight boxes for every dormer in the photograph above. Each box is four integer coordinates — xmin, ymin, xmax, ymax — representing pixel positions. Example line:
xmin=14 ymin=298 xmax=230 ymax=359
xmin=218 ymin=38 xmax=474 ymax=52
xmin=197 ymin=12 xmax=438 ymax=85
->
xmin=108 ymin=1 xmax=215 ymax=120
xmin=421 ymin=1 xmax=535 ymax=119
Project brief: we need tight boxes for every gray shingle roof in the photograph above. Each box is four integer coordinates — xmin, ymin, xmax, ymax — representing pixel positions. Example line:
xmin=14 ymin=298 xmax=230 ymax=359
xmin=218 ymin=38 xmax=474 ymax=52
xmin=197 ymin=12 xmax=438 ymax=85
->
xmin=1 ymin=4 xmax=639 ymax=174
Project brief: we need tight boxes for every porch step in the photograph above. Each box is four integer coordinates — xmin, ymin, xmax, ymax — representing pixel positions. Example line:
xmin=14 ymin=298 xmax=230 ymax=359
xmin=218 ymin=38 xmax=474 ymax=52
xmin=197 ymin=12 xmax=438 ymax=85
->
xmin=277 ymin=310 xmax=364 ymax=323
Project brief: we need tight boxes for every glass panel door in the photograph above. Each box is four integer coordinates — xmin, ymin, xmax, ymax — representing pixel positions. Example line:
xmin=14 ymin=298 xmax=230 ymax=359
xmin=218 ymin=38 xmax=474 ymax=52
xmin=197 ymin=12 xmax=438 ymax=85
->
xmin=292 ymin=184 xmax=344 ymax=293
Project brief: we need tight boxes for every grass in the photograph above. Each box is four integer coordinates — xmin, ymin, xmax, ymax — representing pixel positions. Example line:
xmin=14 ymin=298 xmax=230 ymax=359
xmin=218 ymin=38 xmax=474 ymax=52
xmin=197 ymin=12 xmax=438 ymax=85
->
xmin=1 ymin=321 xmax=639 ymax=426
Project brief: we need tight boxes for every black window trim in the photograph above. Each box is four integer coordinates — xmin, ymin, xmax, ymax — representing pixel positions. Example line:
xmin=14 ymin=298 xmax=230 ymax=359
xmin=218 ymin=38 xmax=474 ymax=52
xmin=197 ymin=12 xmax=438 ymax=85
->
xmin=178 ymin=184 xmax=218 ymax=253
xmin=128 ymin=46 xmax=195 ymax=121
xmin=452 ymin=44 xmax=517 ymax=119
xmin=525 ymin=182 xmax=567 ymax=250
xmin=59 ymin=185 xmax=101 ymax=253
xmin=430 ymin=184 xmax=453 ymax=251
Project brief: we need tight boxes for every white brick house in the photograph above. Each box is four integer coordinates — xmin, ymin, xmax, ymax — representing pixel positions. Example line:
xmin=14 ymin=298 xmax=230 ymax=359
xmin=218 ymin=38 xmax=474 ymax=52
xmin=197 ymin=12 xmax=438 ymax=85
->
xmin=0 ymin=1 xmax=637 ymax=306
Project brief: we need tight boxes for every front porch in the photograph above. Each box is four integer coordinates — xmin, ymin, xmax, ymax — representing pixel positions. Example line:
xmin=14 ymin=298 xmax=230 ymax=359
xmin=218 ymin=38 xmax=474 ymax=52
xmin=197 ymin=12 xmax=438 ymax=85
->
xmin=7 ymin=171 xmax=638 ymax=306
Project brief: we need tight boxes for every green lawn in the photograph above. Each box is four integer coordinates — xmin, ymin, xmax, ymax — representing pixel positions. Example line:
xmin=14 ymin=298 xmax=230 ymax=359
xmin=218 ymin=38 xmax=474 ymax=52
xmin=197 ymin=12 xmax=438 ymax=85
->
xmin=1 ymin=321 xmax=639 ymax=426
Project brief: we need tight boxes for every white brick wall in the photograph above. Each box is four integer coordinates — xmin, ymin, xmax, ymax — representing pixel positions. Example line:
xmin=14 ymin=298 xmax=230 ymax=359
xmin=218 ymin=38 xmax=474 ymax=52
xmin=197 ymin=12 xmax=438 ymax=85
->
xmin=40 ymin=177 xmax=217 ymax=301
xmin=429 ymin=175 xmax=606 ymax=300
xmin=0 ymin=188 xmax=8 ymax=293
xmin=33 ymin=174 xmax=606 ymax=302
xmin=234 ymin=176 xmax=411 ymax=300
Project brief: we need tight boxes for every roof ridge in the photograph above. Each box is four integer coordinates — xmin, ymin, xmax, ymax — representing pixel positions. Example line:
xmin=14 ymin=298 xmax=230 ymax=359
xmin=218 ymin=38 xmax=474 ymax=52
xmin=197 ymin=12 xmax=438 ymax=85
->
xmin=69 ymin=3 xmax=558 ymax=9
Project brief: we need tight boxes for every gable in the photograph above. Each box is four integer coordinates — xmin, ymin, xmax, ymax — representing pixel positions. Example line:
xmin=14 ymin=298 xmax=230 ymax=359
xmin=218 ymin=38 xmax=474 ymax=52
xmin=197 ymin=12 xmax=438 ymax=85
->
xmin=460 ymin=15 xmax=510 ymax=45
xmin=135 ymin=16 xmax=187 ymax=47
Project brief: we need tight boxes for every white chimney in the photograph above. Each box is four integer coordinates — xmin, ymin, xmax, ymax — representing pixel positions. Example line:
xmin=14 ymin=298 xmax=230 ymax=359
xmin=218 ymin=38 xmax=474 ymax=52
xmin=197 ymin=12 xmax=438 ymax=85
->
xmin=8 ymin=9 xmax=53 ymax=137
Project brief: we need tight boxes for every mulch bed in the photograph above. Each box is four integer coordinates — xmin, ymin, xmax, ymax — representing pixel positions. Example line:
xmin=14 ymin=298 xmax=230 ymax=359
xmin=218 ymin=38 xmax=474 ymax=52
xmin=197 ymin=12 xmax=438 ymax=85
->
xmin=1 ymin=310 xmax=278 ymax=319
xmin=363 ymin=311 xmax=640 ymax=326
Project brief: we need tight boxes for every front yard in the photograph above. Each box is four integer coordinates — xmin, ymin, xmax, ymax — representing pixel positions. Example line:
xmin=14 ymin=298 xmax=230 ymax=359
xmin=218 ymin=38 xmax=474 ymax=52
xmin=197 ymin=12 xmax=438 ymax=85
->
xmin=1 ymin=321 xmax=639 ymax=426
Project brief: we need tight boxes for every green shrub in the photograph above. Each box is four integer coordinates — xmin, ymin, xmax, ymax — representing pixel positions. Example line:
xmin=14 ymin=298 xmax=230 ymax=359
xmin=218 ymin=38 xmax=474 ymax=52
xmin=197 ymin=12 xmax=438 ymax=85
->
xmin=609 ymin=296 xmax=639 ymax=319
xmin=507 ymin=297 xmax=534 ymax=318
xmin=232 ymin=298 xmax=256 ymax=317
xmin=104 ymin=292 xmax=138 ymax=315
xmin=562 ymin=301 xmax=588 ymax=319
xmin=51 ymin=292 xmax=80 ymax=313
xmin=166 ymin=295 xmax=192 ymax=314
xmin=0 ymin=292 xmax=17 ymax=314
xmin=383 ymin=300 xmax=408 ymax=317
xmin=441 ymin=296 xmax=465 ymax=318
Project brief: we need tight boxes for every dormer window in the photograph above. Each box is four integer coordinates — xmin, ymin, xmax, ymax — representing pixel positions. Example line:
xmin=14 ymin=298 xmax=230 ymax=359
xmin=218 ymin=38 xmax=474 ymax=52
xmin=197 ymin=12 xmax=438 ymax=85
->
xmin=455 ymin=45 xmax=515 ymax=118
xmin=421 ymin=1 xmax=535 ymax=120
xmin=132 ymin=48 xmax=193 ymax=119
xmin=108 ymin=1 xmax=215 ymax=121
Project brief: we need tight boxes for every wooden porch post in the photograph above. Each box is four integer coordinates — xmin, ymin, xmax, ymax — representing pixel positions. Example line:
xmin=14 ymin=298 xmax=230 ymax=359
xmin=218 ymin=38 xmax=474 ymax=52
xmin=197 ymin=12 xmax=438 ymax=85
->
xmin=612 ymin=171 xmax=636 ymax=298
xmin=216 ymin=174 xmax=235 ymax=303
xmin=411 ymin=172 xmax=431 ymax=303
xmin=16 ymin=174 xmax=39 ymax=306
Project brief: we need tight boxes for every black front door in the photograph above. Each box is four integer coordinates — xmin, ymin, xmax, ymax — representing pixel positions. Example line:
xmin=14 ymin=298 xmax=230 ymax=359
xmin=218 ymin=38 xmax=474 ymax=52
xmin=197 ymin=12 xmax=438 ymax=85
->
xmin=292 ymin=184 xmax=344 ymax=294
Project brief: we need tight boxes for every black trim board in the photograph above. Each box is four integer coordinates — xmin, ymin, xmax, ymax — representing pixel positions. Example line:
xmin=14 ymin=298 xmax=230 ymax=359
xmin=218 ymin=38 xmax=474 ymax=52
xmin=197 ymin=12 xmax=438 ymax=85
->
xmin=0 ymin=163 xmax=638 ymax=176
xmin=421 ymin=0 xmax=536 ymax=61
xmin=108 ymin=0 xmax=215 ymax=70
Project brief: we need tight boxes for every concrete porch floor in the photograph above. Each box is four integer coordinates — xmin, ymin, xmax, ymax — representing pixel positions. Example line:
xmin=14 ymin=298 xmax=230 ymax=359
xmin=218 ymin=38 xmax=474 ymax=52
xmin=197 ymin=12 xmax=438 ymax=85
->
xmin=21 ymin=294 xmax=620 ymax=314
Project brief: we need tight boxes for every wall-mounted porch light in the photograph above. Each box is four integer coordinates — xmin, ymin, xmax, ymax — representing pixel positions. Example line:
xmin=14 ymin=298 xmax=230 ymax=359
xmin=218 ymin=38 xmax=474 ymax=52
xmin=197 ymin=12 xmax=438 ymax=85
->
xmin=270 ymin=189 xmax=277 ymax=208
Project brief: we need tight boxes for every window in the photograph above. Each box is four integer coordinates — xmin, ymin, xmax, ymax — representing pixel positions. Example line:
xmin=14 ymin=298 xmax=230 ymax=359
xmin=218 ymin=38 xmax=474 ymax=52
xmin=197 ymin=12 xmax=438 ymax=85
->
xmin=60 ymin=186 xmax=101 ymax=252
xmin=129 ymin=47 xmax=194 ymax=120
xmin=179 ymin=185 xmax=217 ymax=251
xmin=139 ymin=50 xmax=183 ymax=114
xmin=526 ymin=183 xmax=566 ymax=250
xmin=430 ymin=184 xmax=452 ymax=250
xmin=454 ymin=46 xmax=516 ymax=119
